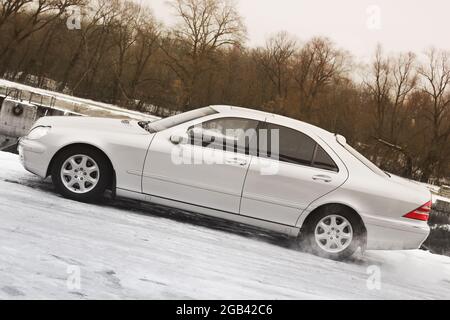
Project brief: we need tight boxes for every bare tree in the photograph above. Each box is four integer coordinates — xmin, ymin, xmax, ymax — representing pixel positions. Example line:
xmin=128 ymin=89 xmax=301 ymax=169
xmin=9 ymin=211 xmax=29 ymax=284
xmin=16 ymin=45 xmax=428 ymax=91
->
xmin=57 ymin=0 xmax=115 ymax=91
xmin=418 ymin=48 xmax=450 ymax=181
xmin=110 ymin=0 xmax=140 ymax=102
xmin=0 ymin=0 xmax=85 ymax=71
xmin=293 ymin=37 xmax=346 ymax=119
xmin=256 ymin=31 xmax=296 ymax=100
xmin=162 ymin=0 xmax=246 ymax=109
xmin=364 ymin=45 xmax=392 ymax=137
xmin=127 ymin=7 xmax=160 ymax=101
xmin=0 ymin=0 xmax=32 ymax=30
xmin=389 ymin=52 xmax=417 ymax=142
xmin=75 ymin=0 xmax=121 ymax=95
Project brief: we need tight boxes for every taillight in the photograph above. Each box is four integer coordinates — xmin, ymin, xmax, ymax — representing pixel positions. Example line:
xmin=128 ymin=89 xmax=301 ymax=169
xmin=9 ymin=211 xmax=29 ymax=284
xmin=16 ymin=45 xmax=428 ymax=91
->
xmin=403 ymin=201 xmax=432 ymax=222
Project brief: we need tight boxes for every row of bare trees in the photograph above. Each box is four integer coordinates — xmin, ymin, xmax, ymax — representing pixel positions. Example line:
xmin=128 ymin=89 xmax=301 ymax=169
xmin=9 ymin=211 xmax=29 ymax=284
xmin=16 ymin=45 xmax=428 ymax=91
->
xmin=0 ymin=0 xmax=449 ymax=182
xmin=362 ymin=46 xmax=450 ymax=182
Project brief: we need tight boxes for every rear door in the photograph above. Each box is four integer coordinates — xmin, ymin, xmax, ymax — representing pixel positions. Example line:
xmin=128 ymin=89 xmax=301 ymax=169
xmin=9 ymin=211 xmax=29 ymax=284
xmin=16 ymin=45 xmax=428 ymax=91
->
xmin=240 ymin=122 xmax=349 ymax=226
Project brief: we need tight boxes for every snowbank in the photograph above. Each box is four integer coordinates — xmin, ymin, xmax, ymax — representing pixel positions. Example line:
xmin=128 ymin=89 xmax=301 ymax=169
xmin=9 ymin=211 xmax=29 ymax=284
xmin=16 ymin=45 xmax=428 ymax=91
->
xmin=0 ymin=79 xmax=160 ymax=121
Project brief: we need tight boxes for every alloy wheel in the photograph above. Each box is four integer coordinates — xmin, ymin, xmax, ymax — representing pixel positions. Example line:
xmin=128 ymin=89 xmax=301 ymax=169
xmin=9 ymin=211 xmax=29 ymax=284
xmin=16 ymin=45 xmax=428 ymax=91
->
xmin=60 ymin=154 xmax=100 ymax=194
xmin=314 ymin=214 xmax=353 ymax=253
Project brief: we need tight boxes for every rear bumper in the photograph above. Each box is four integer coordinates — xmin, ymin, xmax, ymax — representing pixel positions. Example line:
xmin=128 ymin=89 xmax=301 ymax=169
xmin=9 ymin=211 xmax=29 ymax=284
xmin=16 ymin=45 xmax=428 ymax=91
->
xmin=365 ymin=218 xmax=430 ymax=250
xmin=18 ymin=138 xmax=50 ymax=178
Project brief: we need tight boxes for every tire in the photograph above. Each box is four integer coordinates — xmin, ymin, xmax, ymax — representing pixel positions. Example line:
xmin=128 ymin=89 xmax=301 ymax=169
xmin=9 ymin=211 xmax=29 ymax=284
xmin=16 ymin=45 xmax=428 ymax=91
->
xmin=299 ymin=205 xmax=364 ymax=260
xmin=51 ymin=146 xmax=112 ymax=203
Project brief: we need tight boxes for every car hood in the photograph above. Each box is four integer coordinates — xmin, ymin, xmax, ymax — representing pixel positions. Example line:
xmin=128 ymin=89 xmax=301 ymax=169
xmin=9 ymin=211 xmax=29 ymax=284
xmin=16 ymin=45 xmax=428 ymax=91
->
xmin=33 ymin=116 xmax=149 ymax=135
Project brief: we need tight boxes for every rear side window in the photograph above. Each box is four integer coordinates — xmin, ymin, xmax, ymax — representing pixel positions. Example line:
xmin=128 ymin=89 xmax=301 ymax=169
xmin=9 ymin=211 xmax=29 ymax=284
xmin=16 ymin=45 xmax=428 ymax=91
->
xmin=313 ymin=145 xmax=338 ymax=172
xmin=263 ymin=123 xmax=316 ymax=166
xmin=260 ymin=123 xmax=338 ymax=172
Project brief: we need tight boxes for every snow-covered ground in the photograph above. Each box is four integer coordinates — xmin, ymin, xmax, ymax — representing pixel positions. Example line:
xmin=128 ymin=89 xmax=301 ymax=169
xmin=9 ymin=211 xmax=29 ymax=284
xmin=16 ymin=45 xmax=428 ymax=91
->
xmin=0 ymin=151 xmax=450 ymax=300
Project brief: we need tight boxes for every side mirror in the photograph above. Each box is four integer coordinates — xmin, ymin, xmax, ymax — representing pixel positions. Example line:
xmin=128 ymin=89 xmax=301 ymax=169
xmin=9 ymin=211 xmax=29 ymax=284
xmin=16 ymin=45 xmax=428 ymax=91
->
xmin=170 ymin=132 xmax=188 ymax=145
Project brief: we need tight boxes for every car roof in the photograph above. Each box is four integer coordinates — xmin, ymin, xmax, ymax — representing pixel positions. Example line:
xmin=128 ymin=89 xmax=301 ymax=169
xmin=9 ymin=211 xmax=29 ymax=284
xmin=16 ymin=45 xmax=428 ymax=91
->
xmin=210 ymin=105 xmax=336 ymax=142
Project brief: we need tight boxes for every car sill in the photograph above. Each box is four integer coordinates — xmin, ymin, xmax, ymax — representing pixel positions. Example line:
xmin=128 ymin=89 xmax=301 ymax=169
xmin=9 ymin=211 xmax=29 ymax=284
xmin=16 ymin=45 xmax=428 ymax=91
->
xmin=116 ymin=188 xmax=300 ymax=237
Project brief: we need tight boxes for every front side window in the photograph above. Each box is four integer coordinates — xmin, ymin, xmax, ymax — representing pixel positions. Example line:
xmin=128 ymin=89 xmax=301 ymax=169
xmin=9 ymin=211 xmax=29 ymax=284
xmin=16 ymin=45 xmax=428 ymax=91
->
xmin=189 ymin=117 xmax=259 ymax=154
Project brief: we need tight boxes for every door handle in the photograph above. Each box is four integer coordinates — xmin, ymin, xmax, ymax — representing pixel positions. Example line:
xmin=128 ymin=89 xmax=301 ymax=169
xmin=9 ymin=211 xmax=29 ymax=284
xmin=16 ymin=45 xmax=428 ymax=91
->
xmin=312 ymin=175 xmax=332 ymax=183
xmin=225 ymin=157 xmax=248 ymax=166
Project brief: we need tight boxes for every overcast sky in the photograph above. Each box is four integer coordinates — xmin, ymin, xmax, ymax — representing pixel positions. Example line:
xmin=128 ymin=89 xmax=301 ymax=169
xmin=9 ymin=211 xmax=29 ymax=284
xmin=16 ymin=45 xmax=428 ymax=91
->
xmin=139 ymin=0 xmax=450 ymax=61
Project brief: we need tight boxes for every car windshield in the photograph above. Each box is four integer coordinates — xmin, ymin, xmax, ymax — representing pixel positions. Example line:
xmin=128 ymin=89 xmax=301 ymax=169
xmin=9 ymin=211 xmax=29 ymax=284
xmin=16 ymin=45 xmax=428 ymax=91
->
xmin=140 ymin=107 xmax=218 ymax=133
xmin=338 ymin=139 xmax=389 ymax=178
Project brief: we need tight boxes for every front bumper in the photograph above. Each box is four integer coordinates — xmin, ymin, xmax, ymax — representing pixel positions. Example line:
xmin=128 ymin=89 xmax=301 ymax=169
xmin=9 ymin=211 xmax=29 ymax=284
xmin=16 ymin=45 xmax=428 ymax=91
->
xmin=18 ymin=138 xmax=50 ymax=178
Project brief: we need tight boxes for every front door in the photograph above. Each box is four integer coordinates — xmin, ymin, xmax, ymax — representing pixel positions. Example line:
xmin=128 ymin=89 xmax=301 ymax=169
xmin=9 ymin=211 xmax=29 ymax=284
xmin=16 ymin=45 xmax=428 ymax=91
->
xmin=142 ymin=116 xmax=260 ymax=214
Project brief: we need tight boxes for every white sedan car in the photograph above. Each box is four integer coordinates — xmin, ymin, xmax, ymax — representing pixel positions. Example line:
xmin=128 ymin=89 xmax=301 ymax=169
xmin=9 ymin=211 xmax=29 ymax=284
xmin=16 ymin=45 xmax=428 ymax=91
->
xmin=18 ymin=105 xmax=431 ymax=260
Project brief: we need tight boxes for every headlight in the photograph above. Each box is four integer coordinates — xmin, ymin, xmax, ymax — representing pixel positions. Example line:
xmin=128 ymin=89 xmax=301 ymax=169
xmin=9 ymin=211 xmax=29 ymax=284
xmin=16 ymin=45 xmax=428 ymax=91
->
xmin=27 ymin=126 xmax=51 ymax=140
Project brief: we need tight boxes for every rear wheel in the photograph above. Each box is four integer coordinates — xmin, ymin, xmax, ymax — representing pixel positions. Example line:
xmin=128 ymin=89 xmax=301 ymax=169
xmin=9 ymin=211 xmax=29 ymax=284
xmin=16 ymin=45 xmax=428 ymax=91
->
xmin=299 ymin=206 xmax=364 ymax=260
xmin=51 ymin=146 xmax=112 ymax=202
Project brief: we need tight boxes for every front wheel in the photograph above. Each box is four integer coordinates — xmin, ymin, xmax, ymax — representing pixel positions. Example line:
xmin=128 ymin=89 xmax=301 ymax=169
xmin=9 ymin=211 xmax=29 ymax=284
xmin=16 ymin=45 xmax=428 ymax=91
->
xmin=299 ymin=207 xmax=364 ymax=260
xmin=51 ymin=146 xmax=112 ymax=202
